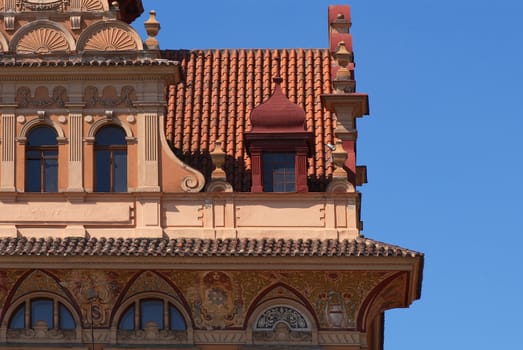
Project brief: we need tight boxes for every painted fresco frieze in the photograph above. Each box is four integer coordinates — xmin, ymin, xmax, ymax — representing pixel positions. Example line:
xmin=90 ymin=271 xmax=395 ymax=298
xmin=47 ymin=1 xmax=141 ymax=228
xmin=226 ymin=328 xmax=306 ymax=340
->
xmin=16 ymin=86 xmax=68 ymax=108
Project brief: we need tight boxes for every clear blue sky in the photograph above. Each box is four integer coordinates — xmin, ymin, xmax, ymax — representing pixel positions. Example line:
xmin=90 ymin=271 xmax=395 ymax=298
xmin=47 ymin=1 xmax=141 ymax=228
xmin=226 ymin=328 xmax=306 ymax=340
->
xmin=135 ymin=1 xmax=523 ymax=348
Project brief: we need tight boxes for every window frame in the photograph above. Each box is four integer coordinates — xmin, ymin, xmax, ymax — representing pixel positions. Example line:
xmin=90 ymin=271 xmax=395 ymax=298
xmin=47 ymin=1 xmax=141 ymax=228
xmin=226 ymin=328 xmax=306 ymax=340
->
xmin=25 ymin=125 xmax=59 ymax=193
xmin=93 ymin=125 xmax=128 ymax=193
xmin=262 ymin=152 xmax=297 ymax=192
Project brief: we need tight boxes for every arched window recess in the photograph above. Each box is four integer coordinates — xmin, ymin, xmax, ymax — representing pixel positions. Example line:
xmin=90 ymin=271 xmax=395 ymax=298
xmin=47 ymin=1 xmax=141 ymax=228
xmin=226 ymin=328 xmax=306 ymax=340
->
xmin=2 ymin=294 xmax=80 ymax=343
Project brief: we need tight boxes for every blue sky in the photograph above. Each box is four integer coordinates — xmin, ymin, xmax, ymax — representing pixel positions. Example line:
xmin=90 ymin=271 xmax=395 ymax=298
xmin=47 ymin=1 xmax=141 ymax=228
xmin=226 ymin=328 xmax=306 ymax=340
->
xmin=135 ymin=1 xmax=523 ymax=348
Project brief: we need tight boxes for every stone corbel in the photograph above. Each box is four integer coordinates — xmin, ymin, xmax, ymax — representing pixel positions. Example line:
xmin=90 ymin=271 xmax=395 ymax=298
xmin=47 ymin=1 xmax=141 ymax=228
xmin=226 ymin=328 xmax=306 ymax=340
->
xmin=70 ymin=15 xmax=81 ymax=30
xmin=4 ymin=14 xmax=15 ymax=31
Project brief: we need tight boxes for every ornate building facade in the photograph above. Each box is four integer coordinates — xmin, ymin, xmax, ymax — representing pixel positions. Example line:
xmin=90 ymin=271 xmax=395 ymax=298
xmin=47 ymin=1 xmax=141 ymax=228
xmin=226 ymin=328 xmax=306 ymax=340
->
xmin=0 ymin=1 xmax=423 ymax=350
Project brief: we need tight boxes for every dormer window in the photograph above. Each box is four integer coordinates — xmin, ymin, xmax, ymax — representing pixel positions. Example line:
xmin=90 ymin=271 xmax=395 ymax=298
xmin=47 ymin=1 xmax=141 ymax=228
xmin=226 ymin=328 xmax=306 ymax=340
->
xmin=25 ymin=126 xmax=58 ymax=192
xmin=245 ymin=77 xmax=312 ymax=192
xmin=262 ymin=153 xmax=296 ymax=192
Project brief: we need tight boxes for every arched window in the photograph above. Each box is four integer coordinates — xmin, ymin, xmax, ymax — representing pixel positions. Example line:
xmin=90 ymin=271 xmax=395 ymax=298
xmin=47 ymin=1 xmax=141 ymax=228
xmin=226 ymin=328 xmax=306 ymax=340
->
xmin=94 ymin=125 xmax=127 ymax=192
xmin=25 ymin=126 xmax=58 ymax=192
xmin=251 ymin=304 xmax=314 ymax=344
xmin=8 ymin=297 xmax=75 ymax=331
xmin=118 ymin=299 xmax=186 ymax=331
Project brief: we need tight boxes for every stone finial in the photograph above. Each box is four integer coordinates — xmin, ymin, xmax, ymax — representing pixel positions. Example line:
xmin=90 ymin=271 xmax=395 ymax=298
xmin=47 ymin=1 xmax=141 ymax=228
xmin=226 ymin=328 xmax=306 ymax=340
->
xmin=331 ymin=139 xmax=348 ymax=178
xmin=331 ymin=13 xmax=352 ymax=34
xmin=334 ymin=41 xmax=352 ymax=80
xmin=144 ymin=10 xmax=161 ymax=50
xmin=326 ymin=139 xmax=355 ymax=193
xmin=333 ymin=41 xmax=355 ymax=93
xmin=207 ymin=141 xmax=233 ymax=192
xmin=210 ymin=141 xmax=226 ymax=180
xmin=109 ymin=1 xmax=121 ymax=20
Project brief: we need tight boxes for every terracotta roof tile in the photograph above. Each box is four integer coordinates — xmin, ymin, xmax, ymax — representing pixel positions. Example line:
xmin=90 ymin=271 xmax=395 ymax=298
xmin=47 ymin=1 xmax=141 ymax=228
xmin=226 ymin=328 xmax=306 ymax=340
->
xmin=162 ymin=49 xmax=335 ymax=192
xmin=0 ymin=237 xmax=422 ymax=258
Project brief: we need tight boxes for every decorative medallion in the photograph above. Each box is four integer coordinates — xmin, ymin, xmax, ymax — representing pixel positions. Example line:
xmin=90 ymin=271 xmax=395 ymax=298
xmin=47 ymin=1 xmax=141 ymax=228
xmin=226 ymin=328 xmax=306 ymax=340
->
xmin=255 ymin=306 xmax=308 ymax=330
xmin=83 ymin=27 xmax=137 ymax=51
xmin=16 ymin=27 xmax=69 ymax=54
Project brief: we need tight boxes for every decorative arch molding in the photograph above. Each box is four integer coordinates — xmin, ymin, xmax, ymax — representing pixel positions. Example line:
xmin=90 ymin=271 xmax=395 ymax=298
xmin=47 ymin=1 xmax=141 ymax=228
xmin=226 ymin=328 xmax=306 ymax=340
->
xmin=357 ymin=271 xmax=409 ymax=332
xmin=110 ymin=291 xmax=193 ymax=345
xmin=77 ymin=20 xmax=143 ymax=52
xmin=247 ymin=299 xmax=318 ymax=345
xmin=9 ymin=20 xmax=75 ymax=54
xmin=87 ymin=117 xmax=134 ymax=141
xmin=244 ymin=282 xmax=315 ymax=327
xmin=19 ymin=116 xmax=66 ymax=141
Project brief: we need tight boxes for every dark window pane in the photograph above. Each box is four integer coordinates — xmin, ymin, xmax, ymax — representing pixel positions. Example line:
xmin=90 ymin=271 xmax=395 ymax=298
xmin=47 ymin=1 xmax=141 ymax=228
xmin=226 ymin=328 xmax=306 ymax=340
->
xmin=27 ymin=127 xmax=57 ymax=147
xmin=44 ymin=158 xmax=58 ymax=192
xmin=113 ymin=150 xmax=127 ymax=192
xmin=26 ymin=158 xmax=42 ymax=192
xmin=9 ymin=304 xmax=25 ymax=329
xmin=119 ymin=305 xmax=135 ymax=330
xmin=169 ymin=305 xmax=186 ymax=330
xmin=141 ymin=300 xmax=163 ymax=329
xmin=95 ymin=126 xmax=126 ymax=146
xmin=95 ymin=150 xmax=111 ymax=192
xmin=263 ymin=153 xmax=295 ymax=192
xmin=31 ymin=299 xmax=53 ymax=328
xmin=59 ymin=303 xmax=75 ymax=329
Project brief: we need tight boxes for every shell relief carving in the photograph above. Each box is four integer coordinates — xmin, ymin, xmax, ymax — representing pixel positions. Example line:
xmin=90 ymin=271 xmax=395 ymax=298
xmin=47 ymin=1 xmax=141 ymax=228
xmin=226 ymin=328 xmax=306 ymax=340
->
xmin=81 ymin=0 xmax=106 ymax=11
xmin=16 ymin=27 xmax=70 ymax=54
xmin=83 ymin=27 xmax=138 ymax=52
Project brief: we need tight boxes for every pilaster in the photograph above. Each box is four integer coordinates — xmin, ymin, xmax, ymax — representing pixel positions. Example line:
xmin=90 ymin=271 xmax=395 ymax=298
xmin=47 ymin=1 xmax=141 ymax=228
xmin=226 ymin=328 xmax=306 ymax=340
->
xmin=1 ymin=112 xmax=16 ymax=192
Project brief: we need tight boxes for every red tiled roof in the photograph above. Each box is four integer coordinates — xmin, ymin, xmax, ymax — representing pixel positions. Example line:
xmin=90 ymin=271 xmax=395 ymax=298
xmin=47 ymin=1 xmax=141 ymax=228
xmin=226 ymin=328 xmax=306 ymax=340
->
xmin=162 ymin=49 xmax=335 ymax=192
xmin=0 ymin=237 xmax=422 ymax=258
xmin=0 ymin=55 xmax=177 ymax=67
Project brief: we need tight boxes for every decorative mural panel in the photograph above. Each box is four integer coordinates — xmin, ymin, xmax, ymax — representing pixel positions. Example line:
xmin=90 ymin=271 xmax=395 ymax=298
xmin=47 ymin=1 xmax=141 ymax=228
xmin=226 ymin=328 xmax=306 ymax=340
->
xmin=122 ymin=271 xmax=178 ymax=300
xmin=11 ymin=270 xmax=66 ymax=302
xmin=55 ymin=270 xmax=133 ymax=328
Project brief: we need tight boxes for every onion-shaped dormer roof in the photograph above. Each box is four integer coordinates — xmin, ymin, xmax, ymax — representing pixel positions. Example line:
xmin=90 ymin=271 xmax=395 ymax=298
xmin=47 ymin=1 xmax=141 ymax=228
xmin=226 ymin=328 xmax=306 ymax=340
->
xmin=249 ymin=77 xmax=306 ymax=133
